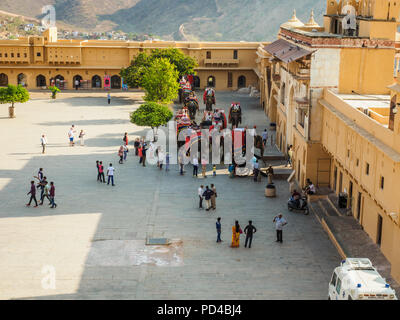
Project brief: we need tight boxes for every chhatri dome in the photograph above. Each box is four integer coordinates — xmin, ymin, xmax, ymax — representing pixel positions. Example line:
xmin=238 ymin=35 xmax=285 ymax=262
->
xmin=281 ymin=9 xmax=304 ymax=29
xmin=303 ymin=10 xmax=320 ymax=29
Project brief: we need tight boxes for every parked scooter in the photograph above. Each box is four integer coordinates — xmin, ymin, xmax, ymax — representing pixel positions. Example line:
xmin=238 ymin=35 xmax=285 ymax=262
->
xmin=288 ymin=196 xmax=309 ymax=215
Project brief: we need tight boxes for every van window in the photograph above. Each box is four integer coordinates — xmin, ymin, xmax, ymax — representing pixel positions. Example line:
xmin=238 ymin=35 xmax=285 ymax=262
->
xmin=336 ymin=278 xmax=342 ymax=294
xmin=330 ymin=272 xmax=337 ymax=287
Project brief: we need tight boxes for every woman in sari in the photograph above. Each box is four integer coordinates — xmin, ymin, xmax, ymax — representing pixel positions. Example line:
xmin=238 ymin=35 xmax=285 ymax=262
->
xmin=231 ymin=220 xmax=241 ymax=248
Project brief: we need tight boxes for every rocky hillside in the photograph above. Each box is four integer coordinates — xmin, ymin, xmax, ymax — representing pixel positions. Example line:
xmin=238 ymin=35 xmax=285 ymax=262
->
xmin=0 ymin=0 xmax=325 ymax=41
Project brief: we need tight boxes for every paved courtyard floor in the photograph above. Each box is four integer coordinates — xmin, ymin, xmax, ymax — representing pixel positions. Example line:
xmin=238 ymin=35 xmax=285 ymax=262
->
xmin=0 ymin=90 xmax=340 ymax=299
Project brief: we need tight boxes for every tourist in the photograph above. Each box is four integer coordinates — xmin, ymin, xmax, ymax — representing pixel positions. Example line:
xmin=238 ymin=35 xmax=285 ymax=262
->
xmin=253 ymin=160 xmax=260 ymax=182
xmin=107 ymin=92 xmax=111 ymax=105
xmin=107 ymin=163 xmax=115 ymax=186
xmin=286 ymin=145 xmax=293 ymax=167
xmin=75 ymin=79 xmax=79 ymax=90
xmin=158 ymin=148 xmax=164 ymax=170
xmin=262 ymin=129 xmax=268 ymax=147
xmin=216 ymin=217 xmax=222 ymax=243
xmin=118 ymin=146 xmax=124 ymax=164
xmin=40 ymin=134 xmax=47 ymax=154
xmin=304 ymin=179 xmax=316 ymax=195
xmin=273 ymin=214 xmax=287 ymax=243
xmin=26 ymin=181 xmax=38 ymax=207
xmin=79 ymin=130 xmax=85 ymax=146
xmin=134 ymin=138 xmax=140 ymax=156
xmin=198 ymin=185 xmax=204 ymax=209
xmin=123 ymin=132 xmax=128 ymax=146
xmin=193 ymin=157 xmax=199 ymax=177
xmin=40 ymin=181 xmax=51 ymax=205
xmin=49 ymin=182 xmax=57 ymax=208
xmin=123 ymin=144 xmax=129 ymax=161
xmin=99 ymin=161 xmax=105 ymax=183
xmin=210 ymin=184 xmax=217 ymax=210
xmin=201 ymin=159 xmax=207 ymax=178
xmin=212 ymin=165 xmax=217 ymax=177
xmin=138 ymin=144 xmax=143 ymax=164
xmin=230 ymin=220 xmax=242 ymax=248
xmin=142 ymin=142 xmax=147 ymax=167
xmin=68 ymin=125 xmax=76 ymax=146
xmin=179 ymin=152 xmax=184 ymax=175
xmin=96 ymin=161 xmax=100 ymax=181
xmin=244 ymin=221 xmax=257 ymax=248
xmin=202 ymin=186 xmax=214 ymax=211
xmin=38 ymin=176 xmax=48 ymax=204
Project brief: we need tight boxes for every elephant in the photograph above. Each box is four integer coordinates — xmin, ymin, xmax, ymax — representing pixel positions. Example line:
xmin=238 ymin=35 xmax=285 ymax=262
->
xmin=205 ymin=95 xmax=215 ymax=111
xmin=186 ymin=100 xmax=198 ymax=120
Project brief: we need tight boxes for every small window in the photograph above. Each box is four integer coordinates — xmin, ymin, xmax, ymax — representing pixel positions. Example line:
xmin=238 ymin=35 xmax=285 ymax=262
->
xmin=24 ymin=53 xmax=27 ymax=58
xmin=336 ymin=278 xmax=342 ymax=294
xmin=347 ymin=149 xmax=350 ymax=158
xmin=206 ymin=51 xmax=211 ymax=59
xmin=330 ymin=272 xmax=337 ymax=287
xmin=366 ymin=163 xmax=370 ymax=175
xmin=227 ymin=72 xmax=232 ymax=88
xmin=5 ymin=53 xmax=7 ymax=58
xmin=0 ymin=53 xmax=2 ymax=58
xmin=11 ymin=53 xmax=14 ymax=58
xmin=356 ymin=158 xmax=359 ymax=167
xmin=37 ymin=52 xmax=41 ymax=57
xmin=233 ymin=50 xmax=238 ymax=59
xmin=17 ymin=53 xmax=20 ymax=58
xmin=380 ymin=176 xmax=384 ymax=189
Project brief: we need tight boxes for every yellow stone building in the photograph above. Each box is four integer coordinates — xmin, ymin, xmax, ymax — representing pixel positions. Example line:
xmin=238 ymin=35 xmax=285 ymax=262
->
xmin=0 ymin=27 xmax=260 ymax=91
xmin=258 ymin=0 xmax=400 ymax=283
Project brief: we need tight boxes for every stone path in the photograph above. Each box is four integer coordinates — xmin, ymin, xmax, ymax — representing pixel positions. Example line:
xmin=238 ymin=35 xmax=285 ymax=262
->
xmin=0 ymin=90 xmax=340 ymax=299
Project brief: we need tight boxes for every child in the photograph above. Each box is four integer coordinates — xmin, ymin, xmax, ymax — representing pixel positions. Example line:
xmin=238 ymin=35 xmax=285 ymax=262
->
xmin=213 ymin=165 xmax=217 ymax=177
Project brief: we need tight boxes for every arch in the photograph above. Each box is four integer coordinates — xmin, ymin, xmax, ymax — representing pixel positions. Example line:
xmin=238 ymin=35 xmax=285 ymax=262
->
xmin=17 ymin=73 xmax=27 ymax=87
xmin=73 ymin=75 xmax=83 ymax=88
xmin=36 ymin=74 xmax=46 ymax=87
xmin=207 ymin=75 xmax=215 ymax=88
xmin=0 ymin=73 xmax=8 ymax=86
xmin=193 ymin=76 xmax=200 ymax=89
xmin=111 ymin=75 xmax=121 ymax=89
xmin=50 ymin=75 xmax=65 ymax=88
xmin=281 ymin=82 xmax=286 ymax=105
xmin=237 ymin=75 xmax=246 ymax=88
xmin=92 ymin=75 xmax=102 ymax=88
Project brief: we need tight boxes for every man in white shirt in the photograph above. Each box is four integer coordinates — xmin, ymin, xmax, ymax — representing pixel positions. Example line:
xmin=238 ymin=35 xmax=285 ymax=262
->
xmin=273 ymin=214 xmax=287 ymax=243
xmin=68 ymin=125 xmax=76 ymax=146
xmin=192 ymin=157 xmax=199 ymax=177
xmin=107 ymin=163 xmax=115 ymax=186
xmin=198 ymin=185 xmax=204 ymax=209
xmin=75 ymin=79 xmax=79 ymax=90
xmin=40 ymin=134 xmax=47 ymax=154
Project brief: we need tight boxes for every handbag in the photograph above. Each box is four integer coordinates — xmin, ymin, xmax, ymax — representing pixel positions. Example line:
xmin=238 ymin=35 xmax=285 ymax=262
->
xmin=239 ymin=228 xmax=243 ymax=234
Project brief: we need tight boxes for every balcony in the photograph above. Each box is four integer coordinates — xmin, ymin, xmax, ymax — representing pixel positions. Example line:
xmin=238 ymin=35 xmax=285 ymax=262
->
xmin=294 ymin=68 xmax=310 ymax=80
xmin=203 ymin=58 xmax=239 ymax=67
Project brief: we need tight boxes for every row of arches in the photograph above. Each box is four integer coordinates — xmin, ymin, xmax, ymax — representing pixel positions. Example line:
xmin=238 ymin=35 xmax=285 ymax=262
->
xmin=205 ymin=75 xmax=246 ymax=88
xmin=0 ymin=73 xmax=122 ymax=89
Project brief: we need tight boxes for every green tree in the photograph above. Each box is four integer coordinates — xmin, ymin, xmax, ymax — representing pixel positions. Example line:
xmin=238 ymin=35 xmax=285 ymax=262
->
xmin=120 ymin=52 xmax=150 ymax=88
xmin=130 ymin=101 xmax=173 ymax=137
xmin=0 ymin=84 xmax=30 ymax=118
xmin=141 ymin=58 xmax=180 ymax=104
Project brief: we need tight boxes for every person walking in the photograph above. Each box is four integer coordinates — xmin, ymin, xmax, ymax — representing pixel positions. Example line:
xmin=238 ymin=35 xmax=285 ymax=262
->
xmin=202 ymin=186 xmax=214 ymax=211
xmin=79 ymin=130 xmax=85 ymax=146
xmin=118 ymin=146 xmax=124 ymax=164
xmin=210 ymin=184 xmax=217 ymax=210
xmin=96 ymin=160 xmax=100 ymax=181
xmin=49 ymin=181 xmax=57 ymax=208
xmin=216 ymin=217 xmax=222 ymax=243
xmin=262 ymin=129 xmax=268 ymax=147
xmin=273 ymin=214 xmax=287 ymax=243
xmin=134 ymin=138 xmax=140 ymax=156
xmin=68 ymin=125 xmax=76 ymax=146
xmin=142 ymin=142 xmax=147 ymax=167
xmin=38 ymin=176 xmax=48 ymax=204
xmin=244 ymin=221 xmax=257 ymax=248
xmin=40 ymin=134 xmax=47 ymax=154
xmin=107 ymin=163 xmax=115 ymax=186
xmin=123 ymin=132 xmax=129 ymax=146
xmin=107 ymin=92 xmax=111 ymax=105
xmin=123 ymin=144 xmax=129 ymax=162
xmin=230 ymin=220 xmax=242 ymax=248
xmin=179 ymin=152 xmax=184 ymax=175
xmin=253 ymin=160 xmax=260 ymax=182
xmin=192 ymin=157 xmax=199 ymax=177
xmin=99 ymin=161 xmax=105 ymax=183
xmin=40 ymin=181 xmax=51 ymax=205
xmin=198 ymin=185 xmax=204 ymax=209
xmin=26 ymin=181 xmax=38 ymax=207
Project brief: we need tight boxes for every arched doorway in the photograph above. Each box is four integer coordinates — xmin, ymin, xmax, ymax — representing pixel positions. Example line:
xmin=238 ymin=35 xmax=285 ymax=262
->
xmin=51 ymin=75 xmax=65 ymax=89
xmin=193 ymin=76 xmax=200 ymax=89
xmin=111 ymin=75 xmax=121 ymax=89
xmin=269 ymin=89 xmax=278 ymax=123
xmin=92 ymin=75 xmax=102 ymax=88
xmin=238 ymin=75 xmax=246 ymax=88
xmin=73 ymin=75 xmax=83 ymax=89
xmin=207 ymin=76 xmax=215 ymax=87
xmin=0 ymin=73 xmax=8 ymax=86
xmin=17 ymin=73 xmax=27 ymax=87
xmin=36 ymin=75 xmax=46 ymax=87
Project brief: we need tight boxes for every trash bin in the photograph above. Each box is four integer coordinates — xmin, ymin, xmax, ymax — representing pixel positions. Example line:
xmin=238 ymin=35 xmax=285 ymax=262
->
xmin=265 ymin=183 xmax=276 ymax=197
xmin=338 ymin=192 xmax=348 ymax=208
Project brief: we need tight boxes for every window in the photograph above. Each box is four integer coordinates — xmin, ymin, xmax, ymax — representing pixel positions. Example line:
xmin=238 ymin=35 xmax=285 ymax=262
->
xmin=5 ymin=53 xmax=7 ymax=58
xmin=366 ymin=163 xmax=370 ymax=175
xmin=24 ymin=53 xmax=27 ymax=58
xmin=37 ymin=52 xmax=41 ymax=57
xmin=227 ymin=72 xmax=232 ymax=88
xmin=330 ymin=272 xmax=337 ymax=287
xmin=11 ymin=53 xmax=14 ymax=58
xmin=336 ymin=278 xmax=342 ymax=294
xmin=206 ymin=51 xmax=211 ymax=59
xmin=233 ymin=50 xmax=238 ymax=59
xmin=17 ymin=53 xmax=20 ymax=58
xmin=347 ymin=149 xmax=350 ymax=158
xmin=356 ymin=158 xmax=359 ymax=167
xmin=0 ymin=53 xmax=2 ymax=57
xmin=380 ymin=176 xmax=384 ymax=189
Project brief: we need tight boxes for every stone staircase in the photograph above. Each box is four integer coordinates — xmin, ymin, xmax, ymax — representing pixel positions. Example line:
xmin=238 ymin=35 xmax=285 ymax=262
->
xmin=309 ymin=191 xmax=400 ymax=296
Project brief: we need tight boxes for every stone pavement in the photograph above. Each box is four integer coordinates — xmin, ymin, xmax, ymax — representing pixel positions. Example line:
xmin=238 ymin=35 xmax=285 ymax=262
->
xmin=0 ymin=90 xmax=340 ymax=299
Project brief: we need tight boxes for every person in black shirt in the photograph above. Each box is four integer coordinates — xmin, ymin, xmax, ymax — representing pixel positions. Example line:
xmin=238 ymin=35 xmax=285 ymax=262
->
xmin=244 ymin=220 xmax=257 ymax=248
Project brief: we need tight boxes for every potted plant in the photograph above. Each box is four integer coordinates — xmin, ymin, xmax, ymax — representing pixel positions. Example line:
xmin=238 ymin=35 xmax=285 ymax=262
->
xmin=0 ymin=84 xmax=30 ymax=118
xmin=49 ymin=86 xmax=60 ymax=99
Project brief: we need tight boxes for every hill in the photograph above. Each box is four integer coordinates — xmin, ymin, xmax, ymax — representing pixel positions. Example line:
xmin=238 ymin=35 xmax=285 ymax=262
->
xmin=0 ymin=0 xmax=325 ymax=41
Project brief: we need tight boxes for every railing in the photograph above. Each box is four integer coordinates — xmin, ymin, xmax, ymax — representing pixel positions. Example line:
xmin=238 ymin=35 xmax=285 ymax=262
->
xmin=203 ymin=58 xmax=239 ymax=66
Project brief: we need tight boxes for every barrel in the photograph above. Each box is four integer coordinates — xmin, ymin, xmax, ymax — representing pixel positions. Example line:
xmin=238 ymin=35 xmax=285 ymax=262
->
xmin=265 ymin=184 xmax=276 ymax=197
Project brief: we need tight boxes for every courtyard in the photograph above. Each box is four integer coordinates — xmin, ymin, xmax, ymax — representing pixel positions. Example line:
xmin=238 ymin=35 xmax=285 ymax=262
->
xmin=0 ymin=90 xmax=340 ymax=299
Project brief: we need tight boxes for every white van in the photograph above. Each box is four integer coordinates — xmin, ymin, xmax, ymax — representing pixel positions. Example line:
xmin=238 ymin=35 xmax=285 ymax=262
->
xmin=328 ymin=258 xmax=397 ymax=300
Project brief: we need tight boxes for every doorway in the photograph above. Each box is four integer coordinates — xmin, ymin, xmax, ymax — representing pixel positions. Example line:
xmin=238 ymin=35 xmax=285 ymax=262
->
xmin=356 ymin=192 xmax=362 ymax=221
xmin=349 ymin=181 xmax=353 ymax=209
xmin=377 ymin=215 xmax=383 ymax=247
xmin=333 ymin=166 xmax=338 ymax=192
xmin=339 ymin=171 xmax=343 ymax=193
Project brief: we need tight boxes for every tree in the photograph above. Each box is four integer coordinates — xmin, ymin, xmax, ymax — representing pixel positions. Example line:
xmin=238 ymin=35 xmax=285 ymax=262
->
xmin=130 ymin=102 xmax=173 ymax=138
xmin=48 ymin=86 xmax=60 ymax=99
xmin=141 ymin=58 xmax=180 ymax=104
xmin=120 ymin=48 xmax=198 ymax=88
xmin=0 ymin=84 xmax=30 ymax=118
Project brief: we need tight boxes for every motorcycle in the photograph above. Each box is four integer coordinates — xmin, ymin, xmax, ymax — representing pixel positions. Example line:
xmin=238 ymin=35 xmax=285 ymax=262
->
xmin=288 ymin=196 xmax=309 ymax=215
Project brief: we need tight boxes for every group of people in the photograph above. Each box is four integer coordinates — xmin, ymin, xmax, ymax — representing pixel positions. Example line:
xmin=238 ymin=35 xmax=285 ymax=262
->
xmin=96 ymin=161 xmax=115 ymax=186
xmin=26 ymin=168 xmax=57 ymax=208
xmin=198 ymin=184 xmax=217 ymax=211
xmin=67 ymin=125 xmax=85 ymax=147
